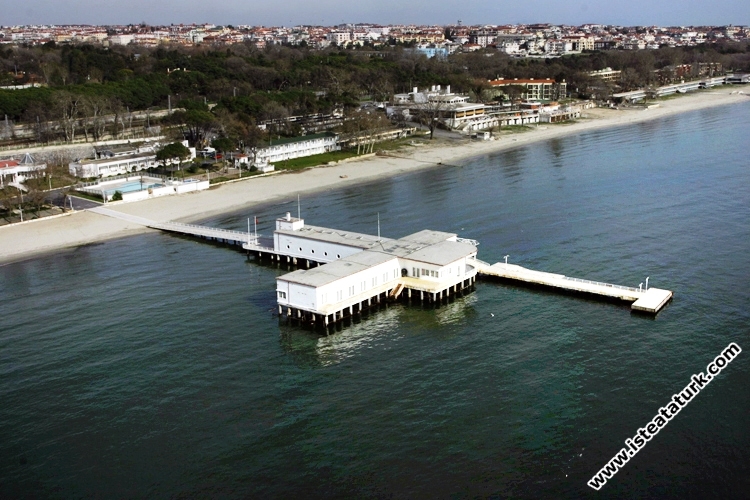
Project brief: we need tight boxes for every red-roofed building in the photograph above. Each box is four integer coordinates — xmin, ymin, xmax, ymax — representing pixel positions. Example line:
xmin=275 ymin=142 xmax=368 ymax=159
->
xmin=0 ymin=154 xmax=47 ymax=189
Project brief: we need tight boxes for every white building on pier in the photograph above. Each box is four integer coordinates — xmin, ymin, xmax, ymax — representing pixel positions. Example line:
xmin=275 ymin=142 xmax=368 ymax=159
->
xmin=266 ymin=213 xmax=480 ymax=324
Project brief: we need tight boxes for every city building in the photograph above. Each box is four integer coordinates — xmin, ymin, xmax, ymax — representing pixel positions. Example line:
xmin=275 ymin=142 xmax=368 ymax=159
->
xmin=254 ymin=132 xmax=339 ymax=165
xmin=488 ymin=78 xmax=567 ymax=101
xmin=0 ymin=153 xmax=47 ymax=189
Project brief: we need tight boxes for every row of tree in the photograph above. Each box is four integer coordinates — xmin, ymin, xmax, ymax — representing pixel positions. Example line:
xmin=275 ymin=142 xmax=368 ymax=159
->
xmin=2 ymin=41 xmax=749 ymax=150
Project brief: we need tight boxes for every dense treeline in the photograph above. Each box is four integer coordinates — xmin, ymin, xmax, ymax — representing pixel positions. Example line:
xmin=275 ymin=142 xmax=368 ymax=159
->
xmin=1 ymin=41 xmax=749 ymax=140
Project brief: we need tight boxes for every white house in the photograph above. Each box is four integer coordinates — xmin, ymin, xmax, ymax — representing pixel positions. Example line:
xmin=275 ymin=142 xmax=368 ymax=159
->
xmin=254 ymin=132 xmax=339 ymax=165
xmin=69 ymin=141 xmax=195 ymax=178
xmin=272 ymin=213 xmax=479 ymax=320
xmin=0 ymin=153 xmax=47 ymax=189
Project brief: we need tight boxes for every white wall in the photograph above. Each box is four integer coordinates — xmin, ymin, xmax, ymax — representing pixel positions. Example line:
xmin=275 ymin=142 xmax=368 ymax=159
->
xmin=316 ymin=259 xmax=400 ymax=308
xmin=273 ymin=233 xmax=364 ymax=263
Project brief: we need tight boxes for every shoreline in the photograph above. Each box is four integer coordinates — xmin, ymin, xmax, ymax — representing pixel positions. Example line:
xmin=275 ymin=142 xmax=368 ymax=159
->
xmin=1 ymin=88 xmax=748 ymax=266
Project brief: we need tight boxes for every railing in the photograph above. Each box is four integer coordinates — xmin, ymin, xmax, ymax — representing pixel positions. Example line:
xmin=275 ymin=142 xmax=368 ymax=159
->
xmin=76 ymin=173 xmax=168 ymax=189
xmin=456 ymin=237 xmax=480 ymax=246
xmin=562 ymin=276 xmax=640 ymax=292
xmin=154 ymin=221 xmax=256 ymax=238
xmin=470 ymin=257 xmax=491 ymax=268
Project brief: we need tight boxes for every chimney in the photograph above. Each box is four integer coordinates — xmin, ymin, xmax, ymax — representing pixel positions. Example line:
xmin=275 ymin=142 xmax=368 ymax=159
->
xmin=286 ymin=212 xmax=291 ymax=221
xmin=446 ymin=84 xmax=451 ymax=93
xmin=413 ymin=86 xmax=418 ymax=94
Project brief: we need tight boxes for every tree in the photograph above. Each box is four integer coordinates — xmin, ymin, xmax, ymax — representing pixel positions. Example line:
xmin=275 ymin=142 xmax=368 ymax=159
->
xmin=179 ymin=109 xmax=217 ymax=147
xmin=211 ymin=136 xmax=234 ymax=157
xmin=414 ymin=98 xmax=447 ymax=140
xmin=469 ymin=78 xmax=491 ymax=103
xmin=156 ymin=142 xmax=192 ymax=177
xmin=51 ymin=91 xmax=81 ymax=142
xmin=211 ymin=136 xmax=234 ymax=171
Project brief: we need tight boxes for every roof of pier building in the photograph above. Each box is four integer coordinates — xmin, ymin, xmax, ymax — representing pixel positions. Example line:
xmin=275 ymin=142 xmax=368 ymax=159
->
xmin=279 ymin=250 xmax=397 ymax=287
xmin=276 ymin=224 xmax=394 ymax=250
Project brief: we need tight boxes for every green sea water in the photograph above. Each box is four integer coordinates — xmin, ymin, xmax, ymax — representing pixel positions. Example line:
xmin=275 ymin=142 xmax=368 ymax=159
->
xmin=1 ymin=102 xmax=749 ymax=498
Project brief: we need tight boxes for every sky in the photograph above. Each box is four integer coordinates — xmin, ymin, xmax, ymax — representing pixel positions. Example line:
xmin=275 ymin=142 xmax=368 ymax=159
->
xmin=1 ymin=0 xmax=748 ymax=27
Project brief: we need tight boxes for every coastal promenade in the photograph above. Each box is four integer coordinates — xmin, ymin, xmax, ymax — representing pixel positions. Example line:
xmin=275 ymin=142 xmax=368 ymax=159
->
xmin=473 ymin=259 xmax=672 ymax=313
xmin=1 ymin=88 xmax=747 ymax=267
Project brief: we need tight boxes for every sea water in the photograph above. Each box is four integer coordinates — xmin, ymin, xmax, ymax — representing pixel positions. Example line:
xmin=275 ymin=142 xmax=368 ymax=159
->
xmin=1 ymin=102 xmax=749 ymax=498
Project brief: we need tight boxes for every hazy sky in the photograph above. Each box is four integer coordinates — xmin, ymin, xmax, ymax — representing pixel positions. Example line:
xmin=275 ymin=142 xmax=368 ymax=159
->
xmin=1 ymin=0 xmax=748 ymax=27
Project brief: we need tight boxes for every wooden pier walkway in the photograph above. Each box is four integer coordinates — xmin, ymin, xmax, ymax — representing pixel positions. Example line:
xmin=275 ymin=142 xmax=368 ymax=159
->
xmin=88 ymin=206 xmax=274 ymax=251
xmin=473 ymin=259 xmax=672 ymax=314
xmin=89 ymin=206 xmax=673 ymax=315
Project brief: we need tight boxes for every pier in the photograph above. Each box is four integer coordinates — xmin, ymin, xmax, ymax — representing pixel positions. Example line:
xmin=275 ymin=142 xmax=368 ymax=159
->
xmin=89 ymin=206 xmax=274 ymax=251
xmin=88 ymin=207 xmax=673 ymax=320
xmin=473 ymin=259 xmax=672 ymax=314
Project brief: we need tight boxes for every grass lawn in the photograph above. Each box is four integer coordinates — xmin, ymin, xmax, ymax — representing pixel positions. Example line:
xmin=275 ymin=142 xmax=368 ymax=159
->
xmin=72 ymin=190 xmax=104 ymax=202
xmin=501 ymin=125 xmax=535 ymax=133
xmin=275 ymin=150 xmax=363 ymax=171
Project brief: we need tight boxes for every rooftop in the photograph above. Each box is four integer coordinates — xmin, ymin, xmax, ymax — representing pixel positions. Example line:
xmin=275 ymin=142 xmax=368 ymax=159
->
xmin=277 ymin=224 xmax=394 ymax=250
xmin=280 ymin=251 xmax=397 ymax=287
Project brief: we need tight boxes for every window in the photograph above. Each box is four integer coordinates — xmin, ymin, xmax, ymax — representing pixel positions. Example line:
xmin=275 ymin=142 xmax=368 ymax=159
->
xmin=311 ymin=249 xmax=315 ymax=254
xmin=299 ymin=247 xmax=302 ymax=252
xmin=372 ymin=277 xmax=377 ymax=287
xmin=337 ymin=290 xmax=343 ymax=301
xmin=348 ymin=285 xmax=355 ymax=297
xmin=277 ymin=291 xmax=287 ymax=299
xmin=361 ymin=281 xmax=366 ymax=291
xmin=337 ymin=254 xmax=341 ymax=259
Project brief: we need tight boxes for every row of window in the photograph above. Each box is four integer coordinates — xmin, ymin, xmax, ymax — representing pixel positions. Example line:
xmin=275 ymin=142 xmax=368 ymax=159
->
xmin=285 ymin=243 xmax=340 ymax=259
xmin=325 ymin=269 xmax=398 ymax=304
xmin=412 ymin=267 xmax=441 ymax=278
xmin=410 ymin=265 xmax=463 ymax=279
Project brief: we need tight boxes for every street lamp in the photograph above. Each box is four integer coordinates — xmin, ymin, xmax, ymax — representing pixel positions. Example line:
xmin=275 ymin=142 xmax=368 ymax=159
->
xmin=504 ymin=255 xmax=509 ymax=269
xmin=645 ymin=276 xmax=649 ymax=290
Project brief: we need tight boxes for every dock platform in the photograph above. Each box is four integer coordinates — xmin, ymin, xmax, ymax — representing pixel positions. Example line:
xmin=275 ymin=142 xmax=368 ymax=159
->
xmin=88 ymin=206 xmax=673 ymax=317
xmin=474 ymin=260 xmax=672 ymax=314
xmin=89 ymin=206 xmax=274 ymax=252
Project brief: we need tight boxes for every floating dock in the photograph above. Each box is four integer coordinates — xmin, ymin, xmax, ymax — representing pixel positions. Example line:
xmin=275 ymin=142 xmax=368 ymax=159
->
xmin=473 ymin=260 xmax=672 ymax=314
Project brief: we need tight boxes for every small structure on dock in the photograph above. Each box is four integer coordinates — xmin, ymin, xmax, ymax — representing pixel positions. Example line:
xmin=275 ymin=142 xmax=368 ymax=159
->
xmin=268 ymin=213 xmax=479 ymax=325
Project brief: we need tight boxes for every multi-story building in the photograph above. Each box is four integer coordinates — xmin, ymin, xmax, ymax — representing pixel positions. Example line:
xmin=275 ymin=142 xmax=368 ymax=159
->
xmin=488 ymin=78 xmax=567 ymax=101
xmin=589 ymin=67 xmax=622 ymax=82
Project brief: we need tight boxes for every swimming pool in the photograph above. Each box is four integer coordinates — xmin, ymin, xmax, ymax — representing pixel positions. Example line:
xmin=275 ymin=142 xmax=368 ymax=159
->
xmin=103 ymin=181 xmax=165 ymax=195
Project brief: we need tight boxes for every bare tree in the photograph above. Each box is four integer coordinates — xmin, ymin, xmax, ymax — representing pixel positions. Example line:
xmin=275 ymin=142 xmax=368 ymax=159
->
xmin=414 ymin=98 xmax=448 ymax=140
xmin=52 ymin=91 xmax=81 ymax=143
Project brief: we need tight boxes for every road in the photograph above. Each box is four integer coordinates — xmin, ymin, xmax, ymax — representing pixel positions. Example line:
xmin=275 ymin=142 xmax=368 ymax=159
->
xmin=44 ymin=188 xmax=101 ymax=210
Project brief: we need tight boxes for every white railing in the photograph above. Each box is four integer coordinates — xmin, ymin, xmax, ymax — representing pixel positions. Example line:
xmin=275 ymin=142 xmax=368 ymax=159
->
xmin=562 ymin=276 xmax=640 ymax=292
xmin=457 ymin=237 xmax=480 ymax=246
xmin=154 ymin=221 xmax=260 ymax=240
xmin=77 ymin=173 xmax=168 ymax=188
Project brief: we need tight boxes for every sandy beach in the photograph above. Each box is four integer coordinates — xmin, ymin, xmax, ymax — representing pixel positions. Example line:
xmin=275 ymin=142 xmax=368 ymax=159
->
xmin=1 ymin=88 xmax=747 ymax=265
